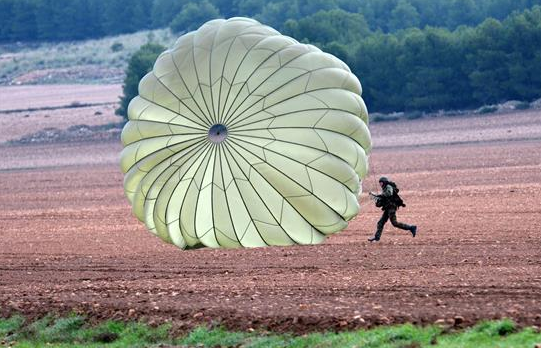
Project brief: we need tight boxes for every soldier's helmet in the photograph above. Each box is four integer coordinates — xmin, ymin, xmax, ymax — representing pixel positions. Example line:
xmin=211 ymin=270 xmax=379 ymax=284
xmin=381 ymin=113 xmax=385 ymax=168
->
xmin=378 ymin=176 xmax=390 ymax=184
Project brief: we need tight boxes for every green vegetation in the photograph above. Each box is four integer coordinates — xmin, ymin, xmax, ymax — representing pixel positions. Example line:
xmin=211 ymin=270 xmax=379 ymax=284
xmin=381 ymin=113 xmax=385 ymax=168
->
xmin=2 ymin=0 xmax=541 ymax=41
xmin=117 ymin=42 xmax=166 ymax=119
xmin=0 ymin=0 xmax=154 ymax=41
xmin=170 ymin=1 xmax=221 ymax=33
xmin=1 ymin=315 xmax=540 ymax=348
xmin=339 ymin=6 xmax=541 ymax=112
xmin=0 ymin=314 xmax=170 ymax=347
xmin=477 ymin=105 xmax=499 ymax=114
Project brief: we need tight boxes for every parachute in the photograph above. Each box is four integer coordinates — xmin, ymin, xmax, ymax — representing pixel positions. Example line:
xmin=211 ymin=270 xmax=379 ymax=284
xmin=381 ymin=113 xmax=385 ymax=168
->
xmin=120 ymin=17 xmax=372 ymax=249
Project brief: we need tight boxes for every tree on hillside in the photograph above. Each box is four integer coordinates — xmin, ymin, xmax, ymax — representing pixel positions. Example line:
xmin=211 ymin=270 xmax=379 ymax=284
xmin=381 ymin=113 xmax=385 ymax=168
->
xmin=256 ymin=1 xmax=300 ymax=29
xmin=446 ymin=0 xmax=479 ymax=28
xmin=117 ymin=43 xmax=166 ymax=120
xmin=0 ymin=1 xmax=14 ymax=39
xmin=503 ymin=5 xmax=541 ymax=100
xmin=398 ymin=28 xmax=471 ymax=110
xmin=283 ymin=9 xmax=369 ymax=45
xmin=357 ymin=0 xmax=398 ymax=32
xmin=34 ymin=0 xmax=56 ymax=40
xmin=388 ymin=0 xmax=421 ymax=31
xmin=354 ymin=33 xmax=405 ymax=112
xmin=296 ymin=0 xmax=337 ymax=17
xmin=10 ymin=0 xmax=38 ymax=41
xmin=151 ymin=0 xmax=187 ymax=28
xmin=130 ymin=0 xmax=154 ymax=32
xmin=466 ymin=18 xmax=510 ymax=104
xmin=170 ymin=1 xmax=221 ymax=33
xmin=236 ymin=0 xmax=266 ymax=17
xmin=321 ymin=41 xmax=350 ymax=64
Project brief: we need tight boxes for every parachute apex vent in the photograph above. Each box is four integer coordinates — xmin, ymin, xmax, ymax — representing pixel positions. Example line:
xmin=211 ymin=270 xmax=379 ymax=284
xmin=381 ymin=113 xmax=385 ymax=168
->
xmin=208 ymin=124 xmax=228 ymax=144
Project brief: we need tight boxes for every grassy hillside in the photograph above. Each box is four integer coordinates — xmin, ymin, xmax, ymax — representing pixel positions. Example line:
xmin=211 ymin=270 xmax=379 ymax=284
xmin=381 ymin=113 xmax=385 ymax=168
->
xmin=0 ymin=29 xmax=174 ymax=85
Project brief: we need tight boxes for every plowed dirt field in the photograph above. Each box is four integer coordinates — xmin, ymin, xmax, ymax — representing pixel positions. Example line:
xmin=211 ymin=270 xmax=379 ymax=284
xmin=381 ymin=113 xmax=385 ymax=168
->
xmin=1 ymin=87 xmax=540 ymax=332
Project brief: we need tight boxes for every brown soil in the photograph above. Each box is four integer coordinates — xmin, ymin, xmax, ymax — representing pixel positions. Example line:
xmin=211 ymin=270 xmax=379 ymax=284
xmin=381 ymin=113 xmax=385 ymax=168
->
xmin=10 ymin=66 xmax=124 ymax=85
xmin=0 ymin=107 xmax=121 ymax=144
xmin=0 ymin=92 xmax=540 ymax=333
xmin=0 ymin=84 xmax=121 ymax=112
xmin=0 ymin=84 xmax=122 ymax=144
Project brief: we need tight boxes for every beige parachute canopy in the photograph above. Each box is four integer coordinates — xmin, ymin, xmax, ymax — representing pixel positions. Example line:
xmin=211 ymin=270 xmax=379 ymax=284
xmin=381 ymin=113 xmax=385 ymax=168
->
xmin=120 ymin=17 xmax=372 ymax=249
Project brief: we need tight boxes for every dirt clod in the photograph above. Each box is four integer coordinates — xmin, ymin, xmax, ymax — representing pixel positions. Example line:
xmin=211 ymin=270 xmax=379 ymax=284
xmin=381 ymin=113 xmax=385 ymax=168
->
xmin=453 ymin=316 xmax=465 ymax=327
xmin=434 ymin=319 xmax=446 ymax=326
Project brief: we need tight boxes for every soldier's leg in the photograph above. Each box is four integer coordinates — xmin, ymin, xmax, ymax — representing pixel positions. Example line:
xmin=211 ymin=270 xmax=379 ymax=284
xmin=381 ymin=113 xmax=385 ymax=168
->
xmin=389 ymin=210 xmax=413 ymax=231
xmin=374 ymin=210 xmax=390 ymax=240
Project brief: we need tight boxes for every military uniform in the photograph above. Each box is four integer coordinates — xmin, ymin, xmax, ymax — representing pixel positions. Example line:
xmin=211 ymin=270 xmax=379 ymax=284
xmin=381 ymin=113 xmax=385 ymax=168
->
xmin=369 ymin=177 xmax=417 ymax=242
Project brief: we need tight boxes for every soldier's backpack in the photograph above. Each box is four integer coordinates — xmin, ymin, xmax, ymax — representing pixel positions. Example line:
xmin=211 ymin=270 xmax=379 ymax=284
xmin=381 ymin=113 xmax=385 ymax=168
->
xmin=388 ymin=182 xmax=406 ymax=208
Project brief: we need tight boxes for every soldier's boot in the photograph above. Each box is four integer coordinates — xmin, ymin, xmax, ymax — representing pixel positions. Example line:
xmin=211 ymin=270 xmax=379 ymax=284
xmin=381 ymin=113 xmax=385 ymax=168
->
xmin=410 ymin=225 xmax=417 ymax=237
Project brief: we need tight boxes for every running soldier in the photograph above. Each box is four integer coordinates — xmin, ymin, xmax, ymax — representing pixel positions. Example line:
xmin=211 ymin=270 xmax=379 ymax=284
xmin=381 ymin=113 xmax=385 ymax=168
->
xmin=368 ymin=177 xmax=417 ymax=242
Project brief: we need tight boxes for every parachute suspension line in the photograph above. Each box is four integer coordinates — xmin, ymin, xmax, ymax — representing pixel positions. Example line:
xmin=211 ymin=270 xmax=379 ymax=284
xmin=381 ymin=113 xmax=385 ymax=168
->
xmin=360 ymin=154 xmax=381 ymax=209
xmin=369 ymin=154 xmax=381 ymax=191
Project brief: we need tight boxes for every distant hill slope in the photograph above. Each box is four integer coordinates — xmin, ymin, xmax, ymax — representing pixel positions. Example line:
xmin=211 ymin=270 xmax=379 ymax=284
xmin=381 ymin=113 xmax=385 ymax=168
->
xmin=0 ymin=29 xmax=174 ymax=85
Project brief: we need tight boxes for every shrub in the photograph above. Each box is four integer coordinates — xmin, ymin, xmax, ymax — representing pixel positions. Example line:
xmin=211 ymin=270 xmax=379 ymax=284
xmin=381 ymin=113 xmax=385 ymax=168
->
xmin=39 ymin=315 xmax=85 ymax=342
xmin=473 ymin=319 xmax=516 ymax=337
xmin=476 ymin=105 xmax=498 ymax=114
xmin=496 ymin=320 xmax=516 ymax=336
xmin=110 ymin=42 xmax=124 ymax=52
xmin=371 ymin=113 xmax=402 ymax=122
xmin=116 ymin=43 xmax=166 ymax=120
xmin=405 ymin=110 xmax=423 ymax=120
xmin=515 ymin=101 xmax=530 ymax=110
xmin=0 ymin=315 xmax=25 ymax=337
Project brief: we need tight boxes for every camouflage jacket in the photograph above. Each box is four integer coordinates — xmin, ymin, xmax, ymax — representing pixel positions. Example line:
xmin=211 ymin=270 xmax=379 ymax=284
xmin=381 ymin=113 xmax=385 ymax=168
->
xmin=376 ymin=184 xmax=397 ymax=210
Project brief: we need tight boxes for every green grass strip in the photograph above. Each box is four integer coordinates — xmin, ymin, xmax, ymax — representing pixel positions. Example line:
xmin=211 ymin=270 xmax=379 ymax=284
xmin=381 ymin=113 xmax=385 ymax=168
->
xmin=1 ymin=314 xmax=540 ymax=348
